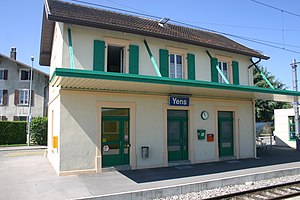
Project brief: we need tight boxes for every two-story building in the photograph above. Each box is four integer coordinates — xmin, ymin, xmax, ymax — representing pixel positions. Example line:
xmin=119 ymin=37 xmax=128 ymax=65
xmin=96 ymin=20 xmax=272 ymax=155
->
xmin=0 ymin=48 xmax=49 ymax=121
xmin=40 ymin=0 xmax=300 ymax=175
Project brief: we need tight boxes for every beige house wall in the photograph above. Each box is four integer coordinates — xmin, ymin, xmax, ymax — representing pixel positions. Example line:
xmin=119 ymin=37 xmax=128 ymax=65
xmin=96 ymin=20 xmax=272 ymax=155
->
xmin=49 ymin=89 xmax=255 ymax=174
xmin=54 ymin=24 xmax=253 ymax=86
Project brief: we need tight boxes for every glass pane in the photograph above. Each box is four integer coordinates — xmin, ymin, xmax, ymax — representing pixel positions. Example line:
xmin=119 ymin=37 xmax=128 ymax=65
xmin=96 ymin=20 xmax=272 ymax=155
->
xmin=102 ymin=108 xmax=129 ymax=117
xmin=176 ymin=55 xmax=182 ymax=64
xmin=170 ymin=63 xmax=175 ymax=78
xmin=170 ymin=54 xmax=175 ymax=64
xmin=103 ymin=121 xmax=120 ymax=142
xmin=218 ymin=111 xmax=233 ymax=118
xmin=168 ymin=121 xmax=180 ymax=152
xmin=0 ymin=71 xmax=3 ymax=79
xmin=168 ymin=110 xmax=188 ymax=118
xmin=176 ymin=64 xmax=182 ymax=78
xmin=124 ymin=120 xmax=129 ymax=142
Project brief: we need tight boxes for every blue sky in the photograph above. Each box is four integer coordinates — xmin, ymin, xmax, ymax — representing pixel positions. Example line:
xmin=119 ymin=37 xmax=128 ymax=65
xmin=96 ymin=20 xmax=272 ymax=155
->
xmin=1 ymin=0 xmax=300 ymax=89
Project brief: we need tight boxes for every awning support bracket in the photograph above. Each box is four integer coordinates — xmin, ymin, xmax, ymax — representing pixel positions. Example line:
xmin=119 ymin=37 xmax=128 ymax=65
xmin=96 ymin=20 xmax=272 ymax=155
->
xmin=144 ymin=39 xmax=162 ymax=77
xmin=206 ymin=50 xmax=229 ymax=84
xmin=68 ymin=28 xmax=75 ymax=69
xmin=250 ymin=58 xmax=275 ymax=89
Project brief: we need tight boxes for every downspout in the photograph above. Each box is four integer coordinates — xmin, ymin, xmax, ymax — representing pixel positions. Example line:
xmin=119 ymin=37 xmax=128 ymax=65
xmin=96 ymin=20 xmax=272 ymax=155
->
xmin=206 ymin=50 xmax=229 ymax=84
xmin=249 ymin=58 xmax=275 ymax=89
xmin=143 ymin=39 xmax=162 ymax=77
xmin=67 ymin=27 xmax=75 ymax=69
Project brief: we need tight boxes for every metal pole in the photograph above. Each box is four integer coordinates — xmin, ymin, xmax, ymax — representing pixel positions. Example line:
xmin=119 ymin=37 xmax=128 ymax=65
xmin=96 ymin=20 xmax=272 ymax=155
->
xmin=291 ymin=59 xmax=300 ymax=150
xmin=27 ymin=56 xmax=34 ymax=146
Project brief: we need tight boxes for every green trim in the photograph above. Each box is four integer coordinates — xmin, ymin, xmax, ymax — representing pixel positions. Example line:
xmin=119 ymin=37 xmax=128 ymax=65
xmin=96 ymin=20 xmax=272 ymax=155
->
xmin=129 ymin=45 xmax=139 ymax=74
xmin=232 ymin=61 xmax=239 ymax=85
xmin=159 ymin=49 xmax=169 ymax=78
xmin=93 ymin=40 xmax=105 ymax=71
xmin=50 ymin=68 xmax=300 ymax=97
xmin=207 ymin=51 xmax=229 ymax=84
xmin=144 ymin=40 xmax=162 ymax=77
xmin=187 ymin=53 xmax=195 ymax=80
xmin=67 ymin=28 xmax=75 ymax=69
xmin=253 ymin=64 xmax=275 ymax=89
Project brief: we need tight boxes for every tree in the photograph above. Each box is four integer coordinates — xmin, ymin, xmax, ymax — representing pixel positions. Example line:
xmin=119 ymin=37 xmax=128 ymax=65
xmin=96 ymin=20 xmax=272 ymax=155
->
xmin=254 ymin=66 xmax=292 ymax=122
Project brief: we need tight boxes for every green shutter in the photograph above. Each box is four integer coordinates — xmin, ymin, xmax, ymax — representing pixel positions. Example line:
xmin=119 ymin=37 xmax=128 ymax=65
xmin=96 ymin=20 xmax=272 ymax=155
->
xmin=211 ymin=57 xmax=218 ymax=82
xmin=129 ymin=45 xmax=139 ymax=74
xmin=159 ymin=49 xmax=169 ymax=77
xmin=93 ymin=40 xmax=105 ymax=71
xmin=232 ymin=61 xmax=239 ymax=85
xmin=187 ymin=53 xmax=195 ymax=80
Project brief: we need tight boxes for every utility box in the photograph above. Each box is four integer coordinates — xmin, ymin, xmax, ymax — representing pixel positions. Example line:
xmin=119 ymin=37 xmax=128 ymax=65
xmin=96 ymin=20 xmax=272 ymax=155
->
xmin=197 ymin=129 xmax=206 ymax=140
xmin=53 ymin=136 xmax=58 ymax=148
xmin=141 ymin=146 xmax=149 ymax=158
xmin=207 ymin=134 xmax=214 ymax=142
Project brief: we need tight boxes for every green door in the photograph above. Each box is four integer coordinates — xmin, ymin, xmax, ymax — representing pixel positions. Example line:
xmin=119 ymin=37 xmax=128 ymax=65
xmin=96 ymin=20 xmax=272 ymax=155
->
xmin=167 ymin=110 xmax=188 ymax=161
xmin=218 ymin=111 xmax=234 ymax=157
xmin=101 ymin=108 xmax=130 ymax=167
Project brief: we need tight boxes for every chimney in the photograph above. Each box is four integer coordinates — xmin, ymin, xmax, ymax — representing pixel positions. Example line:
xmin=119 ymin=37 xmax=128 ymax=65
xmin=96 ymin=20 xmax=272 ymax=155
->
xmin=10 ymin=47 xmax=17 ymax=60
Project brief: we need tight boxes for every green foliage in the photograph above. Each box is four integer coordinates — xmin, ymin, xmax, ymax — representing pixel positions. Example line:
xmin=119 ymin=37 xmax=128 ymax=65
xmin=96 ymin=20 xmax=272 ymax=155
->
xmin=30 ymin=117 xmax=48 ymax=145
xmin=0 ymin=121 xmax=27 ymax=145
xmin=254 ymin=67 xmax=292 ymax=122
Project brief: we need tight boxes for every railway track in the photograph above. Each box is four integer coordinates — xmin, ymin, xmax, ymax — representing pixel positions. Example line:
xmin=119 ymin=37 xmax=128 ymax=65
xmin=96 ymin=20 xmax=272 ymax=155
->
xmin=207 ymin=180 xmax=300 ymax=200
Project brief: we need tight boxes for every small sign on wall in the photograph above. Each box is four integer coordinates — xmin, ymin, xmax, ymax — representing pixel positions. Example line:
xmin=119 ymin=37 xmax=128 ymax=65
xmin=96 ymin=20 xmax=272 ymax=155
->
xmin=169 ymin=96 xmax=190 ymax=107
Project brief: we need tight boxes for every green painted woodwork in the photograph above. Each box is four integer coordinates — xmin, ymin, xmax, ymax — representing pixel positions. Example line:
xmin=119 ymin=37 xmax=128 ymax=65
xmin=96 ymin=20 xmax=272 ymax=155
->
xmin=93 ymin=40 xmax=105 ymax=71
xmin=187 ymin=53 xmax=195 ymax=80
xmin=143 ymin=40 xmax=162 ymax=77
xmin=218 ymin=111 xmax=234 ymax=157
xmin=50 ymin=68 xmax=300 ymax=98
xmin=67 ymin=28 xmax=75 ymax=69
xmin=254 ymin=65 xmax=275 ymax=89
xmin=232 ymin=61 xmax=240 ymax=85
xmin=102 ymin=115 xmax=130 ymax=167
xmin=167 ymin=110 xmax=188 ymax=161
xmin=210 ymin=57 xmax=218 ymax=82
xmin=129 ymin=45 xmax=139 ymax=74
xmin=159 ymin=49 xmax=169 ymax=78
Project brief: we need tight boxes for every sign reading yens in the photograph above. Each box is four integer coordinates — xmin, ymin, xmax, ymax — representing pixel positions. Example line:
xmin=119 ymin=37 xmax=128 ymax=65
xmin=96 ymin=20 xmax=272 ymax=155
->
xmin=169 ymin=96 xmax=190 ymax=106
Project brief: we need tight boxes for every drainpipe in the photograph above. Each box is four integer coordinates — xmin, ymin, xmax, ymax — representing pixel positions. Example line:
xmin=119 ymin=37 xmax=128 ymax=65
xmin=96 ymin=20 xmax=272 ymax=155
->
xmin=206 ymin=50 xmax=229 ymax=84
xmin=249 ymin=58 xmax=275 ymax=89
xmin=143 ymin=39 xmax=162 ymax=77
xmin=67 ymin=27 xmax=75 ymax=69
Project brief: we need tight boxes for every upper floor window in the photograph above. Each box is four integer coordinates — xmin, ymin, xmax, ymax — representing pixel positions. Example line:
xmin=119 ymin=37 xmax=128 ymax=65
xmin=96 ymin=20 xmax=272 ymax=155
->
xmin=0 ymin=69 xmax=8 ymax=80
xmin=19 ymin=89 xmax=29 ymax=105
xmin=218 ymin=61 xmax=229 ymax=83
xmin=107 ymin=45 xmax=125 ymax=73
xmin=0 ymin=90 xmax=3 ymax=105
xmin=20 ymin=69 xmax=31 ymax=81
xmin=170 ymin=54 xmax=183 ymax=79
xmin=0 ymin=89 xmax=8 ymax=106
xmin=289 ymin=116 xmax=297 ymax=140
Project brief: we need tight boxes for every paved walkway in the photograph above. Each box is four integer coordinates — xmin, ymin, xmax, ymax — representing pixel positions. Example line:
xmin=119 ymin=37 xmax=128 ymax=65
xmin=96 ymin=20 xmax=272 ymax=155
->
xmin=0 ymin=145 xmax=46 ymax=151
xmin=0 ymin=146 xmax=300 ymax=200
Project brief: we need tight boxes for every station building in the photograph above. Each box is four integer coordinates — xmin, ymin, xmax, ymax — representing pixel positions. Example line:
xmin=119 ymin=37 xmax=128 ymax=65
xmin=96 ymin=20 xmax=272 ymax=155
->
xmin=40 ymin=0 xmax=300 ymax=175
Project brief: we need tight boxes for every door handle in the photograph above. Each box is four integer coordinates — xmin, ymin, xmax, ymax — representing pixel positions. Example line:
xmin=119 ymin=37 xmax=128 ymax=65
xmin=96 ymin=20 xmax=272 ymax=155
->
xmin=124 ymin=144 xmax=131 ymax=148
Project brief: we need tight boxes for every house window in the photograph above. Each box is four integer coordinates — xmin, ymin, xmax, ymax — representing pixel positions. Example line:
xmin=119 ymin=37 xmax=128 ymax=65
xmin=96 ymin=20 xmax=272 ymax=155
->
xmin=0 ymin=90 xmax=3 ymax=105
xmin=19 ymin=89 xmax=29 ymax=105
xmin=0 ymin=69 xmax=8 ymax=80
xmin=218 ymin=61 xmax=230 ymax=83
xmin=170 ymin=54 xmax=183 ymax=79
xmin=107 ymin=45 xmax=125 ymax=73
xmin=289 ymin=116 xmax=297 ymax=140
xmin=20 ymin=69 xmax=31 ymax=81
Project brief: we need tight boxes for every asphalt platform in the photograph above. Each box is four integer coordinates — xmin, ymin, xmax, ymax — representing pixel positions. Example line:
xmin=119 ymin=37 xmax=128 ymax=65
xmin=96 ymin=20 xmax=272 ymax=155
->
xmin=1 ymin=146 xmax=300 ymax=200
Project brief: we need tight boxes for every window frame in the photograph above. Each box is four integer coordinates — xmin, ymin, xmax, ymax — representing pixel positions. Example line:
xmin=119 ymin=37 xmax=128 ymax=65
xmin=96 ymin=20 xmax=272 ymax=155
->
xmin=19 ymin=89 xmax=29 ymax=105
xmin=288 ymin=116 xmax=297 ymax=140
xmin=216 ymin=55 xmax=232 ymax=84
xmin=0 ymin=89 xmax=3 ymax=105
xmin=167 ymin=46 xmax=188 ymax=79
xmin=104 ymin=37 xmax=130 ymax=74
xmin=19 ymin=69 xmax=31 ymax=81
xmin=0 ymin=69 xmax=5 ymax=80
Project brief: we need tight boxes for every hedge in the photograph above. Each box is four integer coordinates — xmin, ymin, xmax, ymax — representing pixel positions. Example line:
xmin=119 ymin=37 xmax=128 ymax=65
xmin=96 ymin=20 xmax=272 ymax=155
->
xmin=30 ymin=117 xmax=48 ymax=145
xmin=0 ymin=121 xmax=27 ymax=145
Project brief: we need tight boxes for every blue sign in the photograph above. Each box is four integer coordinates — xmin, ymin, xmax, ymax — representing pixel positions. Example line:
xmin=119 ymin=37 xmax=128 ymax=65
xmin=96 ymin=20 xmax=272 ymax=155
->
xmin=169 ymin=96 xmax=190 ymax=106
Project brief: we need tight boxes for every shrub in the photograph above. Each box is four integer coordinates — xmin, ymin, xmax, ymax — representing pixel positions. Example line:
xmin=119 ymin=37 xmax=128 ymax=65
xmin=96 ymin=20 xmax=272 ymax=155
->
xmin=0 ymin=121 xmax=27 ymax=145
xmin=30 ymin=117 xmax=48 ymax=145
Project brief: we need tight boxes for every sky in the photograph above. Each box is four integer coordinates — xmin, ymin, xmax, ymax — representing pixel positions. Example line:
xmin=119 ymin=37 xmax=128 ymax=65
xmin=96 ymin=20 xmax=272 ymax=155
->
xmin=1 ymin=0 xmax=300 ymax=89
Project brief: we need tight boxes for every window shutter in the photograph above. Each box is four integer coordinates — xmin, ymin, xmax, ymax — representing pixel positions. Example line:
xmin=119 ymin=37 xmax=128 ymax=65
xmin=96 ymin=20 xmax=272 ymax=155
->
xmin=93 ymin=40 xmax=105 ymax=71
xmin=210 ymin=57 xmax=218 ymax=82
xmin=187 ymin=53 xmax=196 ymax=80
xmin=4 ymin=70 xmax=8 ymax=80
xmin=31 ymin=90 xmax=34 ymax=106
xmin=1 ymin=116 xmax=7 ymax=121
xmin=14 ymin=90 xmax=19 ymax=105
xmin=13 ymin=116 xmax=18 ymax=121
xmin=129 ymin=45 xmax=139 ymax=74
xmin=3 ymin=90 xmax=8 ymax=106
xmin=232 ymin=61 xmax=239 ymax=85
xmin=159 ymin=49 xmax=169 ymax=77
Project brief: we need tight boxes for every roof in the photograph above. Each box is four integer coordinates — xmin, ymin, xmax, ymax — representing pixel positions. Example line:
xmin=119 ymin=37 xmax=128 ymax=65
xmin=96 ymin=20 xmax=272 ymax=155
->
xmin=0 ymin=53 xmax=49 ymax=77
xmin=40 ymin=0 xmax=269 ymax=66
xmin=50 ymin=68 xmax=300 ymax=103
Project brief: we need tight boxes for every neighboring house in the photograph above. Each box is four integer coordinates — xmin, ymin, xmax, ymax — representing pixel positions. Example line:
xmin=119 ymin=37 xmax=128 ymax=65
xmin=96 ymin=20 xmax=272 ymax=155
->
xmin=274 ymin=108 xmax=298 ymax=148
xmin=40 ymin=0 xmax=300 ymax=175
xmin=0 ymin=48 xmax=49 ymax=121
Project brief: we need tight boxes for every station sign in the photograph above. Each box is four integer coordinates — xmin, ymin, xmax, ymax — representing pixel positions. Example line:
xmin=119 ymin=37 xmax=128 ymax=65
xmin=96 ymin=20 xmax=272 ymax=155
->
xmin=169 ymin=96 xmax=190 ymax=107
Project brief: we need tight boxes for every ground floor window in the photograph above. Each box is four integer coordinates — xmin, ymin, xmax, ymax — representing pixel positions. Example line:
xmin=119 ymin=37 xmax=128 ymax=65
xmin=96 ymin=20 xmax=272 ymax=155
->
xmin=289 ymin=116 xmax=297 ymax=140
